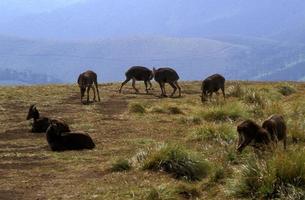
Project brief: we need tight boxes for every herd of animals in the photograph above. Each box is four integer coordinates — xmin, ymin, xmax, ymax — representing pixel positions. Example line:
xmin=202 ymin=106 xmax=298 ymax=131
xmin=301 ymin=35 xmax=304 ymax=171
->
xmin=25 ymin=66 xmax=287 ymax=153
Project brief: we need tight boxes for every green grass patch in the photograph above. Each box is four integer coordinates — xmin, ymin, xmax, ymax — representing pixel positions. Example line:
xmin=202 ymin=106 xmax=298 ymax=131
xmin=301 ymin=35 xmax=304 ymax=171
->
xmin=111 ymin=159 xmax=131 ymax=172
xmin=167 ymin=106 xmax=184 ymax=115
xmin=288 ymin=119 xmax=305 ymax=143
xmin=150 ymin=105 xmax=183 ymax=115
xmin=189 ymin=123 xmax=236 ymax=144
xmin=175 ymin=183 xmax=201 ymax=199
xmin=150 ymin=106 xmax=167 ymax=114
xmin=142 ymin=144 xmax=210 ymax=181
xmin=129 ymin=102 xmax=146 ymax=113
xmin=200 ymin=102 xmax=247 ymax=122
xmin=146 ymin=186 xmax=176 ymax=200
xmin=210 ymin=166 xmax=226 ymax=183
xmin=242 ymin=88 xmax=266 ymax=108
xmin=278 ymin=85 xmax=297 ymax=96
xmin=225 ymin=148 xmax=239 ymax=165
xmin=180 ymin=116 xmax=202 ymax=125
xmin=227 ymin=83 xmax=245 ymax=98
xmin=232 ymin=149 xmax=305 ymax=199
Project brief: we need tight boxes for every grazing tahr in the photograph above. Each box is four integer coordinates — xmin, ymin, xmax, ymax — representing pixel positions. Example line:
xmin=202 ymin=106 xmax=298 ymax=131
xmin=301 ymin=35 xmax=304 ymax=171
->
xmin=119 ymin=66 xmax=153 ymax=94
xmin=262 ymin=115 xmax=287 ymax=150
xmin=26 ymin=105 xmax=70 ymax=133
xmin=77 ymin=70 xmax=101 ymax=103
xmin=236 ymin=120 xmax=272 ymax=153
xmin=46 ymin=123 xmax=95 ymax=151
xmin=153 ymin=67 xmax=181 ymax=97
xmin=201 ymin=74 xmax=225 ymax=102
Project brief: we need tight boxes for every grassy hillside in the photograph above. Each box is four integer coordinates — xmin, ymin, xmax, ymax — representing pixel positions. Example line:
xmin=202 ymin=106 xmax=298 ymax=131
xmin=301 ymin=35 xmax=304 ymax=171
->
xmin=1 ymin=81 xmax=305 ymax=199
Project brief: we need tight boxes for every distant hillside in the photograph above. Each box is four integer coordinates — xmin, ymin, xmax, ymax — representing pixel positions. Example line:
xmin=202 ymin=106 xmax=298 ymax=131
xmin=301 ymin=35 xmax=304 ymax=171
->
xmin=0 ymin=68 xmax=62 ymax=85
xmin=0 ymin=36 xmax=250 ymax=83
xmin=255 ymin=62 xmax=305 ymax=81
xmin=1 ymin=35 xmax=305 ymax=83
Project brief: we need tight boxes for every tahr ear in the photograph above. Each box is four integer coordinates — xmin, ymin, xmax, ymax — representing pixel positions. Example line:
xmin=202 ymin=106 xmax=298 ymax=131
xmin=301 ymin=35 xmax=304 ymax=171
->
xmin=50 ymin=120 xmax=57 ymax=127
xmin=29 ymin=104 xmax=36 ymax=110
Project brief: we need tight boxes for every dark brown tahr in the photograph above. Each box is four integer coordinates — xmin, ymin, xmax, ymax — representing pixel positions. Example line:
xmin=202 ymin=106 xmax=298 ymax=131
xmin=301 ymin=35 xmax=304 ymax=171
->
xmin=236 ymin=119 xmax=272 ymax=153
xmin=26 ymin=104 xmax=70 ymax=133
xmin=77 ymin=70 xmax=101 ymax=103
xmin=46 ymin=123 xmax=95 ymax=151
xmin=119 ymin=66 xmax=153 ymax=94
xmin=201 ymin=74 xmax=225 ymax=102
xmin=153 ymin=67 xmax=181 ymax=98
xmin=262 ymin=114 xmax=287 ymax=150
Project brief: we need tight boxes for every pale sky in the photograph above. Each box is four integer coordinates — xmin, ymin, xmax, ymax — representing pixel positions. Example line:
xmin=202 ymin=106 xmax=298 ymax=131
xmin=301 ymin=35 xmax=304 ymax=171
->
xmin=0 ymin=0 xmax=85 ymax=13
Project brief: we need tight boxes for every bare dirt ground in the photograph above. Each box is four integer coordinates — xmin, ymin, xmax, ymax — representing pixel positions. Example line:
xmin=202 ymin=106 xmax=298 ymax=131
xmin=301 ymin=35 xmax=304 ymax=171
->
xmin=0 ymin=83 xmax=178 ymax=200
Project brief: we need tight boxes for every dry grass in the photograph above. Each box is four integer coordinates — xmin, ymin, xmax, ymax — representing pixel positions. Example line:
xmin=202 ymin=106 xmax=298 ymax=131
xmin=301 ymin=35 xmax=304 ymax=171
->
xmin=0 ymin=81 xmax=305 ymax=199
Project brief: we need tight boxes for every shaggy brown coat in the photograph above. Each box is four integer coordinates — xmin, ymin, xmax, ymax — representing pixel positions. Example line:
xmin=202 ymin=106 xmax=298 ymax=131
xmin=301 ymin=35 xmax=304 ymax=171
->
xmin=262 ymin=114 xmax=287 ymax=150
xmin=77 ymin=70 xmax=100 ymax=103
xmin=46 ymin=123 xmax=95 ymax=151
xmin=26 ymin=105 xmax=70 ymax=133
xmin=119 ymin=66 xmax=153 ymax=94
xmin=236 ymin=120 xmax=272 ymax=152
xmin=201 ymin=74 xmax=225 ymax=102
xmin=153 ymin=67 xmax=181 ymax=97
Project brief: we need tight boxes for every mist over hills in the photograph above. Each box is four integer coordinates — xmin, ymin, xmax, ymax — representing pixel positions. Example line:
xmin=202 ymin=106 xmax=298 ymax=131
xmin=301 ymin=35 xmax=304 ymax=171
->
xmin=0 ymin=36 xmax=247 ymax=83
xmin=2 ymin=0 xmax=305 ymax=40
xmin=0 ymin=0 xmax=305 ymax=84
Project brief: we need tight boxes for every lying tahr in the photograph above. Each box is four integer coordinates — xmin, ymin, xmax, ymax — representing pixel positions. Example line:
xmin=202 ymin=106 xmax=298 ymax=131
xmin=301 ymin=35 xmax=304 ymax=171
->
xmin=46 ymin=124 xmax=95 ymax=151
xmin=26 ymin=104 xmax=70 ymax=133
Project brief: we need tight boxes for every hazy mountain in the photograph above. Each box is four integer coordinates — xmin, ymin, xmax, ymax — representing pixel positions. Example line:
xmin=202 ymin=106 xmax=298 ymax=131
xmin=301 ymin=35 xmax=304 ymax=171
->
xmin=1 ymin=0 xmax=305 ymax=41
xmin=0 ymin=35 xmax=249 ymax=83
xmin=0 ymin=68 xmax=62 ymax=85
xmin=1 ymin=35 xmax=305 ymax=84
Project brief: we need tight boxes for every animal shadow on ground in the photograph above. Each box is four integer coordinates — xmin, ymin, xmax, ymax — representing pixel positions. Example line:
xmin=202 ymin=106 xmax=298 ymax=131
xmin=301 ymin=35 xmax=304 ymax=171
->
xmin=82 ymin=101 xmax=95 ymax=105
xmin=0 ymin=128 xmax=42 ymax=142
xmin=119 ymin=89 xmax=154 ymax=95
xmin=96 ymin=97 xmax=128 ymax=117
xmin=0 ymin=190 xmax=23 ymax=200
xmin=156 ymin=94 xmax=184 ymax=99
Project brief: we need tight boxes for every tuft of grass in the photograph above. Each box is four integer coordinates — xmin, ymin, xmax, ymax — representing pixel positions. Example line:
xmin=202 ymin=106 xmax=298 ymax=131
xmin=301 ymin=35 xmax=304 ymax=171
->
xmin=225 ymin=148 xmax=239 ymax=165
xmin=263 ymin=101 xmax=285 ymax=118
xmin=243 ymin=88 xmax=266 ymax=108
xmin=232 ymin=149 xmax=305 ymax=199
xmin=231 ymin=155 xmax=265 ymax=198
xmin=278 ymin=85 xmax=297 ymax=96
xmin=210 ymin=166 xmax=226 ymax=183
xmin=129 ymin=103 xmax=146 ymax=113
xmin=150 ymin=106 xmax=167 ymax=114
xmin=288 ymin=119 xmax=305 ymax=143
xmin=142 ymin=144 xmax=210 ymax=181
xmin=147 ymin=188 xmax=162 ymax=200
xmin=227 ymin=83 xmax=245 ymax=98
xmin=189 ymin=123 xmax=236 ymax=145
xmin=287 ymin=101 xmax=305 ymax=143
xmin=111 ymin=159 xmax=131 ymax=172
xmin=167 ymin=106 xmax=184 ymax=115
xmin=150 ymin=105 xmax=183 ymax=115
xmin=180 ymin=116 xmax=202 ymax=125
xmin=200 ymin=102 xmax=247 ymax=122
xmin=175 ymin=183 xmax=201 ymax=199
xmin=146 ymin=186 xmax=176 ymax=200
